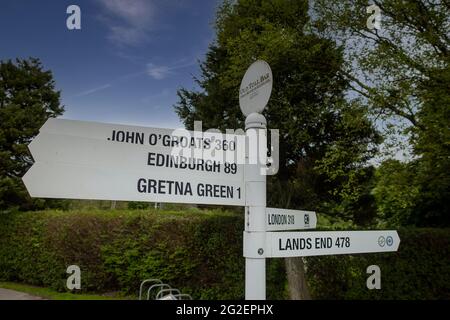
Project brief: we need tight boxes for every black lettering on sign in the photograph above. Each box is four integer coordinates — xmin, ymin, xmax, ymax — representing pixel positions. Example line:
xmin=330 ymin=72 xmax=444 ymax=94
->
xmin=268 ymin=214 xmax=296 ymax=226
xmin=288 ymin=215 xmax=294 ymax=225
xmin=268 ymin=214 xmax=287 ymax=225
xmin=335 ymin=237 xmax=350 ymax=248
xmin=137 ymin=178 xmax=146 ymax=193
xmin=162 ymin=135 xmax=171 ymax=147
xmin=279 ymin=238 xmax=312 ymax=251
xmin=197 ymin=183 xmax=234 ymax=198
xmin=148 ymin=134 xmax=158 ymax=145
xmin=110 ymin=130 xmax=144 ymax=144
xmin=203 ymin=138 xmax=211 ymax=149
xmin=147 ymin=153 xmax=227 ymax=174
xmin=136 ymin=179 xmax=192 ymax=196
xmin=315 ymin=237 xmax=333 ymax=249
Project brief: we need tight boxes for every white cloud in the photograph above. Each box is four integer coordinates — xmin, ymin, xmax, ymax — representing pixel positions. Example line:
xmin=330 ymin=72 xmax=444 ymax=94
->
xmin=98 ymin=0 xmax=153 ymax=25
xmin=146 ymin=60 xmax=197 ymax=80
xmin=96 ymin=0 xmax=155 ymax=46
xmin=147 ymin=63 xmax=171 ymax=80
xmin=74 ymin=84 xmax=112 ymax=97
xmin=107 ymin=26 xmax=148 ymax=46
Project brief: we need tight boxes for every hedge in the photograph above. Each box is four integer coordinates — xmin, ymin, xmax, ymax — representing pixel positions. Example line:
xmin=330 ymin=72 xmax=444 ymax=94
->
xmin=0 ymin=209 xmax=286 ymax=299
xmin=0 ymin=209 xmax=449 ymax=299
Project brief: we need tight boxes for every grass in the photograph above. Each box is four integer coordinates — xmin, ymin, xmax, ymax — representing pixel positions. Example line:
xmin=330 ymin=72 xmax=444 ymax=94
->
xmin=0 ymin=282 xmax=130 ymax=300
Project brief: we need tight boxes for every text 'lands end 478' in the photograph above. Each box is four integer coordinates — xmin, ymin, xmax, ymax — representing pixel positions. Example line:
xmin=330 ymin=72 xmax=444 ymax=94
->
xmin=244 ymin=230 xmax=400 ymax=258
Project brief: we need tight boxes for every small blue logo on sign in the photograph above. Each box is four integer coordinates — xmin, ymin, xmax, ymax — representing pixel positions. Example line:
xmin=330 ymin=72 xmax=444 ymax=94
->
xmin=386 ymin=236 xmax=393 ymax=247
xmin=378 ymin=236 xmax=385 ymax=247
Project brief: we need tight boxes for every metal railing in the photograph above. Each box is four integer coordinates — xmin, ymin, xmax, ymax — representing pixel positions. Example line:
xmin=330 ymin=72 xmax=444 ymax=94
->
xmin=138 ymin=279 xmax=192 ymax=300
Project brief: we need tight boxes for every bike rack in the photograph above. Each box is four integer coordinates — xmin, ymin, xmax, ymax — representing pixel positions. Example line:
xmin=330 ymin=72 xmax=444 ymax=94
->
xmin=139 ymin=279 xmax=162 ymax=300
xmin=138 ymin=278 xmax=192 ymax=300
xmin=172 ymin=293 xmax=193 ymax=300
xmin=156 ymin=288 xmax=181 ymax=300
xmin=147 ymin=283 xmax=171 ymax=300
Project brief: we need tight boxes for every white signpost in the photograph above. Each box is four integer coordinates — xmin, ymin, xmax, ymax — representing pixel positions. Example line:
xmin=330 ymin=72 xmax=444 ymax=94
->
xmin=27 ymin=132 xmax=244 ymax=183
xmin=266 ymin=208 xmax=316 ymax=231
xmin=22 ymin=60 xmax=401 ymax=301
xmin=240 ymin=60 xmax=273 ymax=300
xmin=244 ymin=230 xmax=400 ymax=258
xmin=23 ymin=162 xmax=245 ymax=206
xmin=37 ymin=118 xmax=246 ymax=158
xmin=23 ymin=119 xmax=246 ymax=206
xmin=239 ymin=60 xmax=401 ymax=300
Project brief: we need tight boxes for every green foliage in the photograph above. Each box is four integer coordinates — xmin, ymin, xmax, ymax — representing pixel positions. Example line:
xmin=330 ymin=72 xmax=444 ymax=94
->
xmin=0 ymin=58 xmax=64 ymax=211
xmin=175 ymin=0 xmax=380 ymax=223
xmin=316 ymin=212 xmax=356 ymax=230
xmin=312 ymin=0 xmax=449 ymax=129
xmin=0 ymin=209 xmax=286 ymax=299
xmin=1 ymin=209 xmax=448 ymax=299
xmin=411 ymin=65 xmax=450 ymax=226
xmin=305 ymin=228 xmax=450 ymax=299
xmin=127 ymin=201 xmax=151 ymax=210
xmin=373 ymin=156 xmax=450 ymax=227
xmin=313 ymin=0 xmax=450 ymax=226
xmin=373 ymin=160 xmax=420 ymax=226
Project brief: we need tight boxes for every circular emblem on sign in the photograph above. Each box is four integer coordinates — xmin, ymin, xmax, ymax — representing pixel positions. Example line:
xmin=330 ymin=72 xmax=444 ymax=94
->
xmin=386 ymin=236 xmax=393 ymax=247
xmin=304 ymin=214 xmax=310 ymax=225
xmin=239 ymin=60 xmax=273 ymax=116
xmin=378 ymin=236 xmax=386 ymax=247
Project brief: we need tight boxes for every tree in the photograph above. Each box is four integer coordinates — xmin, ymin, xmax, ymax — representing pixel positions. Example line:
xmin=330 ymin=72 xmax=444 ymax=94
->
xmin=0 ymin=58 xmax=64 ymax=210
xmin=175 ymin=0 xmax=380 ymax=222
xmin=175 ymin=0 xmax=383 ymax=300
xmin=412 ymin=66 xmax=450 ymax=226
xmin=312 ymin=0 xmax=450 ymax=226
xmin=372 ymin=159 xmax=420 ymax=226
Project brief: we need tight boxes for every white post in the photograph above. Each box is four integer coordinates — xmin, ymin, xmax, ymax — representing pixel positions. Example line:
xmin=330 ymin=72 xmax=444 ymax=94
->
xmin=244 ymin=112 xmax=267 ymax=300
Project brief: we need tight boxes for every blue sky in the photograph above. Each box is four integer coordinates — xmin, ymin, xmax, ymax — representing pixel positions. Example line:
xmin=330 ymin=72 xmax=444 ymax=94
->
xmin=0 ymin=0 xmax=221 ymax=128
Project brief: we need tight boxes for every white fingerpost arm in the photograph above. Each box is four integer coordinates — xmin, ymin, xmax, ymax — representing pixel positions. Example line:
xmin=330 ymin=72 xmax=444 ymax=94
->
xmin=244 ymin=112 xmax=267 ymax=300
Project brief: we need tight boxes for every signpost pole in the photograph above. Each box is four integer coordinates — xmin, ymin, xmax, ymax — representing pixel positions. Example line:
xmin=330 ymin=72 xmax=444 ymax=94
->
xmin=245 ymin=113 xmax=267 ymax=300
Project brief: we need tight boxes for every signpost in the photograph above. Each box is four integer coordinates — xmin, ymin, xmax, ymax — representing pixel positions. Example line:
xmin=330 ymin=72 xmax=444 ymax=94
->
xmin=238 ymin=60 xmax=400 ymax=300
xmin=239 ymin=60 xmax=275 ymax=300
xmin=36 ymin=118 xmax=246 ymax=158
xmin=23 ymin=162 xmax=245 ymax=206
xmin=27 ymin=132 xmax=244 ymax=183
xmin=23 ymin=119 xmax=245 ymax=206
xmin=244 ymin=230 xmax=400 ymax=258
xmin=21 ymin=60 xmax=401 ymax=301
xmin=266 ymin=208 xmax=316 ymax=231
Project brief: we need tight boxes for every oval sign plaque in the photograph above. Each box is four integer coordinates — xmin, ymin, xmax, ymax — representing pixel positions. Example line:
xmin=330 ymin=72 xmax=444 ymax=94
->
xmin=239 ymin=60 xmax=273 ymax=116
